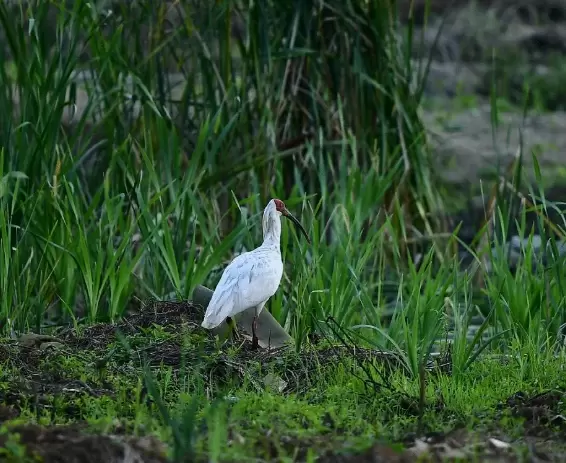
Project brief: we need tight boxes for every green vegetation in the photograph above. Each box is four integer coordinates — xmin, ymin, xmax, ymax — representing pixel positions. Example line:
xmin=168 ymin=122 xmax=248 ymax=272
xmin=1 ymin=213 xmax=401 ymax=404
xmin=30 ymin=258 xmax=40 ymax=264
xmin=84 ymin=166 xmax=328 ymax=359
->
xmin=1 ymin=305 xmax=565 ymax=461
xmin=1 ymin=0 xmax=566 ymax=462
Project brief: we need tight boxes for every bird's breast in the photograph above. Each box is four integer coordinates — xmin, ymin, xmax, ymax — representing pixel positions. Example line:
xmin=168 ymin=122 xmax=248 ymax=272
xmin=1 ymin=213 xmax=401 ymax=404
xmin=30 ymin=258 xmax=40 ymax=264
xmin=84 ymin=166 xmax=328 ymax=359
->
xmin=250 ymin=251 xmax=283 ymax=287
xmin=252 ymin=253 xmax=282 ymax=275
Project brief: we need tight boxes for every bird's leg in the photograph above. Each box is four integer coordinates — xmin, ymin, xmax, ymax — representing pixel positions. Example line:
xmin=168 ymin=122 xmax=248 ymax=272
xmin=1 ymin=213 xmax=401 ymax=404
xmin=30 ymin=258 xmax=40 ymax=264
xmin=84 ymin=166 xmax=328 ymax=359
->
xmin=251 ymin=314 xmax=259 ymax=350
xmin=251 ymin=304 xmax=261 ymax=350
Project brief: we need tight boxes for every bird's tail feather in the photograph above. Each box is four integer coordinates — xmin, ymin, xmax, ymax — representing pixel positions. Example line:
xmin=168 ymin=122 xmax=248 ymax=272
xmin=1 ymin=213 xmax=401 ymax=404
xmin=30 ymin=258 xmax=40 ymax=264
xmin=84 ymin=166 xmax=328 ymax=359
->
xmin=201 ymin=297 xmax=234 ymax=329
xmin=201 ymin=318 xmax=219 ymax=329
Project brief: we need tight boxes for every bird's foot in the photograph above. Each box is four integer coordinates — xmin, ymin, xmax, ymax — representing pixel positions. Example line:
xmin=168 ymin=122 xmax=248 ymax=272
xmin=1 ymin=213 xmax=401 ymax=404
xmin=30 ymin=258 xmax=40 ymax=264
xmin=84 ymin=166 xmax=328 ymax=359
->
xmin=251 ymin=335 xmax=259 ymax=350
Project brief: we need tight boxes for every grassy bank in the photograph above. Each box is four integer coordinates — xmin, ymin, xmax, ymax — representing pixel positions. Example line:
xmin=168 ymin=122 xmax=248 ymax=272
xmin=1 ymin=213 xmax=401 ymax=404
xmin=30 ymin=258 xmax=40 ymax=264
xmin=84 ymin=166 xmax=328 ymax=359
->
xmin=1 ymin=301 xmax=565 ymax=461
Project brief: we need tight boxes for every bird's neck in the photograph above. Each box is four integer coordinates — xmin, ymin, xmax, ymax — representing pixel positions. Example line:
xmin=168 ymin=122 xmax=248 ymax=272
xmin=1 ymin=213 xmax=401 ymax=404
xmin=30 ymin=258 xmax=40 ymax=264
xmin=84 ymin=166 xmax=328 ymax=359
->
xmin=261 ymin=213 xmax=281 ymax=248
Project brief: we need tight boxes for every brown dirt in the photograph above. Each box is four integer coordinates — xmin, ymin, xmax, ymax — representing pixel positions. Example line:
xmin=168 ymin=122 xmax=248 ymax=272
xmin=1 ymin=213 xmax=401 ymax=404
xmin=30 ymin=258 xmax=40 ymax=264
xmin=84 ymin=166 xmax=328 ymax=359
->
xmin=55 ymin=300 xmax=405 ymax=392
xmin=0 ymin=422 xmax=167 ymax=463
xmin=319 ymin=427 xmax=564 ymax=462
xmin=0 ymin=302 xmax=215 ymax=418
xmin=237 ymin=408 xmax=566 ymax=463
xmin=58 ymin=299 xmax=206 ymax=350
xmin=500 ymin=389 xmax=566 ymax=437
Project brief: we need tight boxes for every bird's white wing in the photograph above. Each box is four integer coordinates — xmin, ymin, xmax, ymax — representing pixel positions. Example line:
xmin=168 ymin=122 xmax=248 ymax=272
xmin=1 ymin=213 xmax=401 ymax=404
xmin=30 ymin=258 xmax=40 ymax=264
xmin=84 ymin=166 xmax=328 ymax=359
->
xmin=201 ymin=250 xmax=282 ymax=329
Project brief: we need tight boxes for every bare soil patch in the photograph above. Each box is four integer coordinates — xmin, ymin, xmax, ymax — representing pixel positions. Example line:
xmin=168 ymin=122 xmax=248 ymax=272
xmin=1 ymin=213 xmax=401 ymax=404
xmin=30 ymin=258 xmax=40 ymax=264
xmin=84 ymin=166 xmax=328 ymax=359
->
xmin=55 ymin=301 xmax=405 ymax=391
xmin=320 ymin=425 xmax=565 ymax=462
xmin=0 ymin=422 xmax=167 ymax=463
xmin=58 ymin=299 xmax=206 ymax=349
xmin=500 ymin=389 xmax=566 ymax=437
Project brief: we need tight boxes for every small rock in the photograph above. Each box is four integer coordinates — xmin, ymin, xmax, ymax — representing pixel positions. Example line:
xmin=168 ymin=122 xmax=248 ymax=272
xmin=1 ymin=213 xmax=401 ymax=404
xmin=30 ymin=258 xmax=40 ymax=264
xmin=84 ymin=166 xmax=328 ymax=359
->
xmin=263 ymin=373 xmax=287 ymax=393
xmin=39 ymin=341 xmax=65 ymax=352
xmin=18 ymin=333 xmax=63 ymax=348
xmin=488 ymin=437 xmax=511 ymax=450
xmin=407 ymin=438 xmax=430 ymax=457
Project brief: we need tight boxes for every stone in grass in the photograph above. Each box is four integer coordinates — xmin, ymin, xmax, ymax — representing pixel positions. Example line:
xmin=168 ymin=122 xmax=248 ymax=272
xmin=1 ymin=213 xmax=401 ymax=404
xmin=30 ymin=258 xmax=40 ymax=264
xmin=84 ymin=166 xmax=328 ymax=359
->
xmin=17 ymin=333 xmax=64 ymax=348
xmin=263 ymin=373 xmax=288 ymax=393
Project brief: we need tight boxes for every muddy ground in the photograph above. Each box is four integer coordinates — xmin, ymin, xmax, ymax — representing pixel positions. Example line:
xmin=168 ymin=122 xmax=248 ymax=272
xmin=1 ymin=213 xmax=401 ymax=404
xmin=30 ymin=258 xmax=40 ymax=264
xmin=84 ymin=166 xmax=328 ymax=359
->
xmin=403 ymin=0 xmax=566 ymax=189
xmin=0 ymin=300 xmax=564 ymax=462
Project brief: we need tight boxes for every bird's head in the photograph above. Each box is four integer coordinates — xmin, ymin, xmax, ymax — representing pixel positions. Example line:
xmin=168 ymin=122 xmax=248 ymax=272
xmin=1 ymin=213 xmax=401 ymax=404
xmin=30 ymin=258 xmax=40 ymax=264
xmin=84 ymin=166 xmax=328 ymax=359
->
xmin=266 ymin=199 xmax=311 ymax=244
xmin=273 ymin=199 xmax=287 ymax=214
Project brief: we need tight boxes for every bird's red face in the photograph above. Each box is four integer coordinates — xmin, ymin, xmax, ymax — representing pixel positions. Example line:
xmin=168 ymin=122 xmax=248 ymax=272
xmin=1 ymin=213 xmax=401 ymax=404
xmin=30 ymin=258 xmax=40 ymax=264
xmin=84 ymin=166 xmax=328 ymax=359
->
xmin=273 ymin=199 xmax=286 ymax=212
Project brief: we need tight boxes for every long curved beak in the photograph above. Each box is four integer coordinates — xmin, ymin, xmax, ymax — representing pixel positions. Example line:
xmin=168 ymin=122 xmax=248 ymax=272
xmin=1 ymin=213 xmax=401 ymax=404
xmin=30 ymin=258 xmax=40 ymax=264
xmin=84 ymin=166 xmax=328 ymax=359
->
xmin=282 ymin=208 xmax=311 ymax=244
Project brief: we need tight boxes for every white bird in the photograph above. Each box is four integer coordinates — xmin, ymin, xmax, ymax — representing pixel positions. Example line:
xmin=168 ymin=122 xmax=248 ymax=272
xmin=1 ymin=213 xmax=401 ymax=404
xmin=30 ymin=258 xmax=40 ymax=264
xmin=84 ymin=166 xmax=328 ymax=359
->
xmin=201 ymin=198 xmax=310 ymax=349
